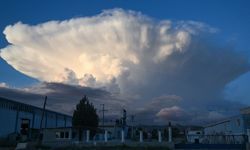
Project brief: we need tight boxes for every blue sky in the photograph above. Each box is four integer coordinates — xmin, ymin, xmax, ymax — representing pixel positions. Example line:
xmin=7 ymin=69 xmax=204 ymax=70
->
xmin=0 ymin=0 xmax=250 ymax=124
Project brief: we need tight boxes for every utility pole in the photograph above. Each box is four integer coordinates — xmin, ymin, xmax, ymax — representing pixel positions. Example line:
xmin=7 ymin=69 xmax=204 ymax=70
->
xmin=100 ymin=104 xmax=108 ymax=128
xmin=39 ymin=96 xmax=47 ymax=141
xmin=40 ymin=96 xmax=47 ymax=130
xmin=122 ymin=109 xmax=127 ymax=129
xmin=100 ymin=104 xmax=108 ymax=140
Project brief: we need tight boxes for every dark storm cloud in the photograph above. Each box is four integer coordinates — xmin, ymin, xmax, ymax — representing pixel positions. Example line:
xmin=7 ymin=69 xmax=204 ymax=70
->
xmin=0 ymin=82 xmax=127 ymax=116
xmin=121 ymin=37 xmax=250 ymax=125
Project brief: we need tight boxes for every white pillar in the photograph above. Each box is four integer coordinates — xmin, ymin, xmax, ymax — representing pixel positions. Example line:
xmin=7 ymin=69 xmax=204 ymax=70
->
xmin=247 ymin=129 xmax=250 ymax=143
xmin=121 ymin=130 xmax=125 ymax=143
xmin=139 ymin=130 xmax=143 ymax=143
xmin=69 ymin=128 xmax=72 ymax=139
xmin=86 ymin=130 xmax=90 ymax=142
xmin=105 ymin=130 xmax=108 ymax=142
xmin=168 ymin=126 xmax=172 ymax=142
xmin=158 ymin=130 xmax=162 ymax=143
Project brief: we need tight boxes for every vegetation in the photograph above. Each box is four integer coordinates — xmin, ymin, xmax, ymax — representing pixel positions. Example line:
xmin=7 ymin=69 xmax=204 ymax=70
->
xmin=72 ymin=95 xmax=99 ymax=140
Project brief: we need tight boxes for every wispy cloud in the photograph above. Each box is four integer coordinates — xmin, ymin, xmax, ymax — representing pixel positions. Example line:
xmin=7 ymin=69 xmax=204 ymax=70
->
xmin=0 ymin=82 xmax=8 ymax=88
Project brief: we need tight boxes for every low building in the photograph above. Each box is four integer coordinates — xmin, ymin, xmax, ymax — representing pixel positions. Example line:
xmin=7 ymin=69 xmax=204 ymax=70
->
xmin=42 ymin=127 xmax=74 ymax=146
xmin=203 ymin=107 xmax=250 ymax=144
xmin=0 ymin=97 xmax=72 ymax=139
xmin=186 ymin=129 xmax=203 ymax=143
xmin=204 ymin=108 xmax=250 ymax=135
xmin=42 ymin=127 xmax=112 ymax=147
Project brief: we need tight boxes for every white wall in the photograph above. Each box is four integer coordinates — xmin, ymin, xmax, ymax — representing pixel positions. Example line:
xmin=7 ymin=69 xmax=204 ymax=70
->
xmin=0 ymin=103 xmax=72 ymax=138
xmin=204 ymin=116 xmax=245 ymax=135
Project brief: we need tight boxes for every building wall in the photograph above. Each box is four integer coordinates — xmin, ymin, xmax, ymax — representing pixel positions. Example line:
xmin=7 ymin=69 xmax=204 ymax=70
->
xmin=242 ymin=114 xmax=250 ymax=134
xmin=42 ymin=128 xmax=73 ymax=143
xmin=186 ymin=130 xmax=203 ymax=143
xmin=0 ymin=98 xmax=72 ymax=138
xmin=0 ymin=108 xmax=17 ymax=137
xmin=204 ymin=115 xmax=245 ymax=135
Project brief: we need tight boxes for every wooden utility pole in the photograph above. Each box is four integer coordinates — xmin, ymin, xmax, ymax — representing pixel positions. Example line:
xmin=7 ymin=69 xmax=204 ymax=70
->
xmin=39 ymin=96 xmax=47 ymax=141
xmin=100 ymin=104 xmax=108 ymax=128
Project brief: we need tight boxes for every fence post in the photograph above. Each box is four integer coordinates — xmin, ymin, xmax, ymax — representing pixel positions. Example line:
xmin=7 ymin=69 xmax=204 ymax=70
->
xmin=140 ymin=130 xmax=143 ymax=143
xmin=121 ymin=130 xmax=125 ymax=143
xmin=86 ymin=130 xmax=90 ymax=142
xmin=69 ymin=128 xmax=72 ymax=139
xmin=105 ymin=130 xmax=108 ymax=142
xmin=168 ymin=122 xmax=172 ymax=142
xmin=158 ymin=130 xmax=162 ymax=143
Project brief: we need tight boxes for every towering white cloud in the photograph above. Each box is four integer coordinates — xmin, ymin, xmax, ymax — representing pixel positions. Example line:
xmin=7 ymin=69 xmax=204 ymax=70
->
xmin=0 ymin=9 xmax=212 ymax=89
xmin=0 ymin=9 xmax=249 ymax=124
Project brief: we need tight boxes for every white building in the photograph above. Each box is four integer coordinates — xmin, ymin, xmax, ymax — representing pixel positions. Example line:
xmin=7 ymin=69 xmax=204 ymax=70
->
xmin=186 ymin=129 xmax=203 ymax=143
xmin=0 ymin=97 xmax=72 ymax=138
xmin=203 ymin=107 xmax=250 ymax=144
xmin=204 ymin=107 xmax=250 ymax=135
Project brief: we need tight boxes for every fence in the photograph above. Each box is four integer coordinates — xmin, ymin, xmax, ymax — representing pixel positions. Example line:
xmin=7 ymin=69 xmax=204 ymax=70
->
xmin=187 ymin=134 xmax=248 ymax=144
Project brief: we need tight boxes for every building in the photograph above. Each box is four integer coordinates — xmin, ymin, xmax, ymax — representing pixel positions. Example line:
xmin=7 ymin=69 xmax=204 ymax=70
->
xmin=0 ymin=97 xmax=72 ymax=139
xmin=204 ymin=107 xmax=250 ymax=135
xmin=186 ymin=129 xmax=203 ymax=143
xmin=42 ymin=127 xmax=108 ymax=146
xmin=202 ymin=107 xmax=250 ymax=144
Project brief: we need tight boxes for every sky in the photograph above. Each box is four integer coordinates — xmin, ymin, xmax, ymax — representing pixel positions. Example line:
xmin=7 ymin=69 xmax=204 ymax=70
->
xmin=0 ymin=0 xmax=250 ymax=125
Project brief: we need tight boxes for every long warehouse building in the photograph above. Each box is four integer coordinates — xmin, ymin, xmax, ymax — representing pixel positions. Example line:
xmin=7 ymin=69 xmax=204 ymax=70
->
xmin=0 ymin=97 xmax=72 ymax=138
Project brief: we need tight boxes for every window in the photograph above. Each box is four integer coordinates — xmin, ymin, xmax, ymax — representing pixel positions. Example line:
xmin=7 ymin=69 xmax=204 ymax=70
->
xmin=72 ymin=132 xmax=76 ymax=138
xmin=65 ymin=132 xmax=69 ymax=139
xmin=56 ymin=131 xmax=70 ymax=139
xmin=56 ymin=132 xmax=60 ymax=139
xmin=60 ymin=132 xmax=64 ymax=138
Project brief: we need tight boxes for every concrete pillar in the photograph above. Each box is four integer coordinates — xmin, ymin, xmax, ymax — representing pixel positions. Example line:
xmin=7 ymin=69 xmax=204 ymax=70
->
xmin=86 ymin=130 xmax=90 ymax=142
xmin=168 ymin=125 xmax=172 ymax=142
xmin=121 ymin=130 xmax=125 ymax=143
xmin=247 ymin=129 xmax=250 ymax=143
xmin=69 ymin=128 xmax=72 ymax=139
xmin=139 ymin=130 xmax=143 ymax=143
xmin=104 ymin=130 xmax=108 ymax=142
xmin=158 ymin=130 xmax=162 ymax=143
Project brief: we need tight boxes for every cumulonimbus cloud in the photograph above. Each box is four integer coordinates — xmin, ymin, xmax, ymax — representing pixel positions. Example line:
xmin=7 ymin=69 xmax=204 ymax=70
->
xmin=0 ymin=9 xmax=214 ymax=89
xmin=0 ymin=9 xmax=249 ymax=124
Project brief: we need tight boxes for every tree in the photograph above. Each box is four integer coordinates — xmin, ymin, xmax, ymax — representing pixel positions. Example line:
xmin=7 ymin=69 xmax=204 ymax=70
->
xmin=72 ymin=95 xmax=99 ymax=140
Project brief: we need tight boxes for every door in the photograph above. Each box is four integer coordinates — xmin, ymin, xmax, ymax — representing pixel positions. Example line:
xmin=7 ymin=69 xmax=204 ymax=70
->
xmin=20 ymin=119 xmax=30 ymax=136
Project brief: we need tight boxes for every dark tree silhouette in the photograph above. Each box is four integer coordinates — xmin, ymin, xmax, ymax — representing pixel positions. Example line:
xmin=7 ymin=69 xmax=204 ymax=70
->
xmin=72 ymin=95 xmax=99 ymax=140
